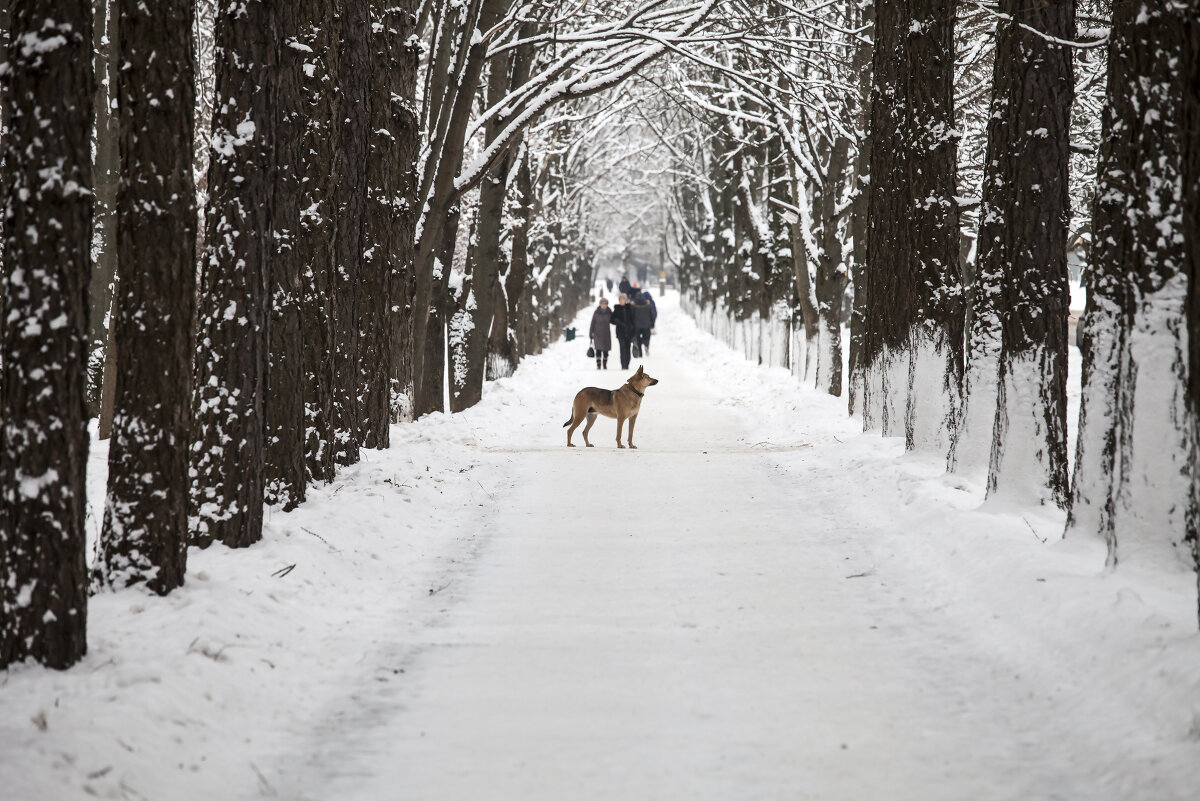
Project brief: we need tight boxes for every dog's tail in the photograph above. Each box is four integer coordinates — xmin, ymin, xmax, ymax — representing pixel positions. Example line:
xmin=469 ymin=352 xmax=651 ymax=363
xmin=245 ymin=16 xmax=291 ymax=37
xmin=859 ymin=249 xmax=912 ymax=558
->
xmin=562 ymin=416 xmax=572 ymax=428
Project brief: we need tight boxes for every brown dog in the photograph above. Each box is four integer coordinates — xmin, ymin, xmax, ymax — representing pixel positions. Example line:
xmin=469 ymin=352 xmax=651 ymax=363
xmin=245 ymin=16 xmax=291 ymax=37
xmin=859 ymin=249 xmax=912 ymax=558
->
xmin=563 ymin=365 xmax=659 ymax=448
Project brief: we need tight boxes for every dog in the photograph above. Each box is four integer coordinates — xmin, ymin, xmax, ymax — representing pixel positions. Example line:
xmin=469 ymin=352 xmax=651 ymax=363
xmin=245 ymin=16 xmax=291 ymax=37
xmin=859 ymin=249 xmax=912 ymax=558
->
xmin=563 ymin=365 xmax=659 ymax=449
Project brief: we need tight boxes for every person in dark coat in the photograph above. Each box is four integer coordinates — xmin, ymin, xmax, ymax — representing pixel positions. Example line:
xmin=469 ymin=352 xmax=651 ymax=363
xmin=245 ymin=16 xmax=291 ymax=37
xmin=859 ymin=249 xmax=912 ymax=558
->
xmin=619 ymin=275 xmax=633 ymax=297
xmin=610 ymin=293 xmax=635 ymax=369
xmin=589 ymin=298 xmax=613 ymax=369
xmin=631 ymin=291 xmax=655 ymax=356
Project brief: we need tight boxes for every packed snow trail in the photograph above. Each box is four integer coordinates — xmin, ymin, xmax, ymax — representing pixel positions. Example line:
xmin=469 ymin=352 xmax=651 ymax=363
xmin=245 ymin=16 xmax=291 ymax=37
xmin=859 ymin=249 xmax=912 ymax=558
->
xmin=266 ymin=293 xmax=1200 ymax=801
xmin=7 ymin=293 xmax=1196 ymax=801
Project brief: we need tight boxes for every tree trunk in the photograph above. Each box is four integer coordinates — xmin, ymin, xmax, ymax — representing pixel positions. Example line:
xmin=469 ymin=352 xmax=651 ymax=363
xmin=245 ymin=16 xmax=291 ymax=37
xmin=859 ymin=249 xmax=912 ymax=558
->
xmin=1183 ymin=6 xmax=1200 ymax=624
xmin=94 ymin=0 xmax=196 ymax=594
xmin=299 ymin=5 xmax=340 ymax=485
xmin=451 ymin=46 xmax=529 ymax=413
xmin=846 ymin=3 xmax=873 ymax=418
xmin=331 ymin=0 xmax=368 ymax=464
xmin=488 ymin=148 xmax=534 ymax=379
xmin=88 ymin=0 xmax=119 ymax=420
xmin=264 ymin=1 xmax=321 ymax=511
xmin=861 ymin=0 xmax=910 ymax=434
xmin=1068 ymin=3 xmax=1192 ymax=570
xmin=359 ymin=0 xmax=410 ymax=446
xmin=815 ymin=136 xmax=851 ymax=397
xmin=389 ymin=1 xmax=420 ymax=423
xmin=191 ymin=0 xmax=276 ymax=550
xmin=0 ymin=0 xmax=92 ymax=670
xmin=412 ymin=0 xmax=505 ymax=418
xmin=789 ymin=161 xmax=819 ymax=382
xmin=980 ymin=0 xmax=1073 ymax=507
xmin=902 ymin=0 xmax=963 ymax=455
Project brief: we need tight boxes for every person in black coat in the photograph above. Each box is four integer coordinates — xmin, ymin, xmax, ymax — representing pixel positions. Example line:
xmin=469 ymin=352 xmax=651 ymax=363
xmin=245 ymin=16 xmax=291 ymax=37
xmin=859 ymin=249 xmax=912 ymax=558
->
xmin=589 ymin=298 xmax=613 ymax=369
xmin=631 ymin=291 xmax=655 ymax=356
xmin=619 ymin=276 xmax=633 ymax=297
xmin=610 ymin=293 xmax=635 ymax=369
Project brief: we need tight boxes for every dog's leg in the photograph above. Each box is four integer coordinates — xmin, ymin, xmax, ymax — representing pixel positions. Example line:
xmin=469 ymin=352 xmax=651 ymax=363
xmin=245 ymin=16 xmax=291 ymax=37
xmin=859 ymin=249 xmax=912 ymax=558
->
xmin=615 ymin=416 xmax=625 ymax=448
xmin=627 ymin=413 xmax=638 ymax=449
xmin=582 ymin=411 xmax=598 ymax=447
xmin=566 ymin=412 xmax=582 ymax=447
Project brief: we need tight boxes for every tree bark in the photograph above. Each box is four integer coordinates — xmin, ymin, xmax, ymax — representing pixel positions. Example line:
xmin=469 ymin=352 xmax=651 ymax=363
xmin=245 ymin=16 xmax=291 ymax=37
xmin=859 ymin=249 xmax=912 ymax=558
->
xmin=902 ymin=0 xmax=963 ymax=455
xmin=847 ymin=3 xmax=873 ymax=418
xmin=980 ymin=0 xmax=1073 ymax=507
xmin=451 ymin=43 xmax=530 ymax=413
xmin=815 ymin=136 xmax=851 ymax=397
xmin=299 ymin=4 xmax=340 ymax=485
xmin=0 ymin=0 xmax=92 ymax=670
xmin=861 ymin=0 xmax=910 ymax=434
xmin=1068 ymin=3 xmax=1192 ymax=569
xmin=411 ymin=0 xmax=507 ymax=418
xmin=359 ymin=0 xmax=410 ymax=446
xmin=331 ymin=0 xmax=369 ymax=464
xmin=264 ymin=1 xmax=321 ymax=511
xmin=191 ymin=0 xmax=276 ymax=549
xmin=389 ymin=1 xmax=420 ymax=423
xmin=94 ymin=0 xmax=196 ymax=594
xmin=88 ymin=0 xmax=119 ymax=421
xmin=1182 ymin=6 xmax=1200 ymax=624
xmin=488 ymin=147 xmax=534 ymax=379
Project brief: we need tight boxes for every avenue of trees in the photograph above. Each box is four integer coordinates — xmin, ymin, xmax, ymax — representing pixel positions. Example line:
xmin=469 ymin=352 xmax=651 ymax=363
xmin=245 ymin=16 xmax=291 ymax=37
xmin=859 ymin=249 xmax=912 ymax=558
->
xmin=2 ymin=0 xmax=1199 ymax=670
xmin=655 ymin=1 xmax=1200 ymax=617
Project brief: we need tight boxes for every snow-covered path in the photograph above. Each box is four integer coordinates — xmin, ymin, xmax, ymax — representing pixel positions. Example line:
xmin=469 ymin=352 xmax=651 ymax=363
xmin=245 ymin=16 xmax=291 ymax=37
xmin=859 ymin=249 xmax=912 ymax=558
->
xmin=264 ymin=295 xmax=1199 ymax=801
xmin=4 ymin=292 xmax=1199 ymax=801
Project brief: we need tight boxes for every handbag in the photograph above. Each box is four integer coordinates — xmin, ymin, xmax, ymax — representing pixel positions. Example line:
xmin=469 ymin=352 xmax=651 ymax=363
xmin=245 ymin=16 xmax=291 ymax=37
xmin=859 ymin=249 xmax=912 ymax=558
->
xmin=586 ymin=345 xmax=595 ymax=358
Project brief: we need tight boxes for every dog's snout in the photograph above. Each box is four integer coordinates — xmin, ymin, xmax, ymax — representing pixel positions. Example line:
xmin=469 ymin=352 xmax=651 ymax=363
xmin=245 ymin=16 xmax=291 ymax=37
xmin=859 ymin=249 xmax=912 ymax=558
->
xmin=650 ymin=379 xmax=659 ymax=385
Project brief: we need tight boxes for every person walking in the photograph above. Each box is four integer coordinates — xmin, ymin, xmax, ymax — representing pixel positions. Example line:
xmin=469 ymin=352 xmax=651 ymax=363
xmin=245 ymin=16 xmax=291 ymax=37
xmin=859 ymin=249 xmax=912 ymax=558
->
xmin=631 ymin=290 xmax=655 ymax=357
xmin=589 ymin=297 xmax=613 ymax=369
xmin=610 ymin=293 xmax=634 ymax=369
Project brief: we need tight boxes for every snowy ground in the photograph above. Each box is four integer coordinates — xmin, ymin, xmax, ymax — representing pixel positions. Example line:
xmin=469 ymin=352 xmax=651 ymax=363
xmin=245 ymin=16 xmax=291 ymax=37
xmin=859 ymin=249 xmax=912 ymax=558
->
xmin=2 ymin=291 xmax=1199 ymax=801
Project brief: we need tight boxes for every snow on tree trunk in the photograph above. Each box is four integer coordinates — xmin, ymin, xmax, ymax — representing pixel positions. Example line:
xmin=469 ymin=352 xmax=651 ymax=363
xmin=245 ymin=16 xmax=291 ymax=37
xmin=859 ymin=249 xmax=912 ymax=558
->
xmin=332 ymin=0 xmax=368 ymax=465
xmin=388 ymin=1 xmax=420 ymax=423
xmin=487 ymin=149 xmax=534 ymax=381
xmin=1183 ymin=5 xmax=1200 ymax=622
xmin=862 ymin=0 xmax=909 ymax=435
xmin=94 ymin=0 xmax=196 ymax=593
xmin=847 ymin=3 xmax=873 ymax=418
xmin=451 ymin=53 xmax=518 ymax=414
xmin=191 ymin=0 xmax=276 ymax=550
xmin=902 ymin=0 xmax=964 ymax=455
xmin=265 ymin=1 xmax=326 ymax=511
xmin=815 ymin=136 xmax=851 ymax=397
xmin=1067 ymin=3 xmax=1194 ymax=572
xmin=359 ymin=0 xmax=410 ymax=446
xmin=0 ymin=0 xmax=92 ymax=669
xmin=967 ymin=0 xmax=1073 ymax=510
xmin=298 ymin=4 xmax=340 ymax=485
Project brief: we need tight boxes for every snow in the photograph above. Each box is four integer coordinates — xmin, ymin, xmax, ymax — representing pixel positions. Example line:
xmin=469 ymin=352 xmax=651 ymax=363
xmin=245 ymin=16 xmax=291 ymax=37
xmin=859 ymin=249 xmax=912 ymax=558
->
xmin=2 ymin=292 xmax=1199 ymax=800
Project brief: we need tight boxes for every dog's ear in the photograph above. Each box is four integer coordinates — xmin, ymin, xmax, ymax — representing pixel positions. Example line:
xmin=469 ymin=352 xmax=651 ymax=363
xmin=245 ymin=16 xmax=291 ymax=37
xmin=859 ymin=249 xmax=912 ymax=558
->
xmin=635 ymin=365 xmax=644 ymax=376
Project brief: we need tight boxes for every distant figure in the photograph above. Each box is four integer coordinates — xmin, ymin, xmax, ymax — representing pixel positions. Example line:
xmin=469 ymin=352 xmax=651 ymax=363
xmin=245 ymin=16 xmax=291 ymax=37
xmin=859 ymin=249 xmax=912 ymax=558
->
xmin=589 ymin=297 xmax=613 ymax=369
xmin=610 ymin=293 xmax=635 ymax=369
xmin=619 ymin=275 xmax=633 ymax=297
xmin=605 ymin=277 xmax=614 ymax=291
xmin=631 ymin=291 xmax=655 ymax=356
